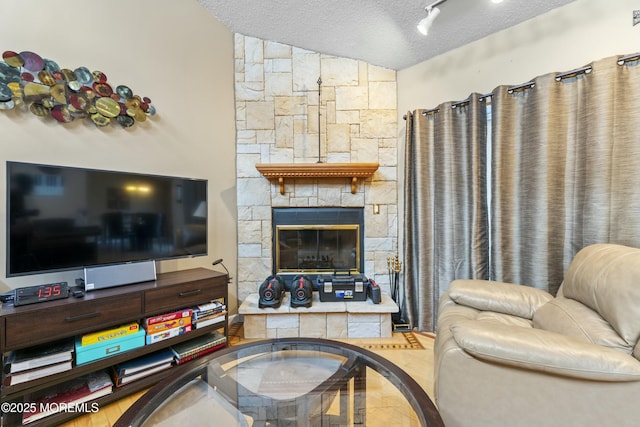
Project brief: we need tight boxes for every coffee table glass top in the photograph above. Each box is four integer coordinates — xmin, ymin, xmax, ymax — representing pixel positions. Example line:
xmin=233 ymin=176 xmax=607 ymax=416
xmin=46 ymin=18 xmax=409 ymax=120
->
xmin=115 ymin=338 xmax=443 ymax=427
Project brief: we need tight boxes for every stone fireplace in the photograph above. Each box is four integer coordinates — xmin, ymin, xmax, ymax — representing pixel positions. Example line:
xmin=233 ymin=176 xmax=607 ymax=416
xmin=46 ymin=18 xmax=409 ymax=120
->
xmin=234 ymin=34 xmax=399 ymax=306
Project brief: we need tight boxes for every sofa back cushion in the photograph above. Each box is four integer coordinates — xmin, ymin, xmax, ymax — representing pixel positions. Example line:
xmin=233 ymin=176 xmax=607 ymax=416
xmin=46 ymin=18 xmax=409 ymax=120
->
xmin=561 ymin=244 xmax=640 ymax=346
xmin=533 ymin=296 xmax=632 ymax=354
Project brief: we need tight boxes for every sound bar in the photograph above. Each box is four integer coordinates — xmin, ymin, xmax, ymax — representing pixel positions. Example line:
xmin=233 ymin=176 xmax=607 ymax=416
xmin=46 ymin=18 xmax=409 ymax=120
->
xmin=84 ymin=260 xmax=157 ymax=292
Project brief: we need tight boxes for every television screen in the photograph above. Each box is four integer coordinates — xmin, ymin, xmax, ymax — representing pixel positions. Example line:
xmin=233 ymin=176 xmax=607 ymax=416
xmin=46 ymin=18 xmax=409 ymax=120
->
xmin=7 ymin=162 xmax=207 ymax=277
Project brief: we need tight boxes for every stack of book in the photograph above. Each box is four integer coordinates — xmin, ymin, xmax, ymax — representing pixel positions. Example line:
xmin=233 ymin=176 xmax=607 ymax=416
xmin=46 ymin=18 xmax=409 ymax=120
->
xmin=75 ymin=322 xmax=145 ymax=365
xmin=21 ymin=370 xmax=113 ymax=425
xmin=79 ymin=321 xmax=140 ymax=346
xmin=192 ymin=300 xmax=227 ymax=329
xmin=143 ymin=309 xmax=193 ymax=344
xmin=111 ymin=348 xmax=175 ymax=387
xmin=3 ymin=338 xmax=74 ymax=387
xmin=170 ymin=331 xmax=227 ymax=365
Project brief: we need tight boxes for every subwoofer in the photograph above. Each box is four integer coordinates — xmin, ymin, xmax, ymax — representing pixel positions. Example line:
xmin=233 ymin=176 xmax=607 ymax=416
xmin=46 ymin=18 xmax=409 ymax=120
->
xmin=258 ymin=275 xmax=286 ymax=308
xmin=289 ymin=275 xmax=313 ymax=308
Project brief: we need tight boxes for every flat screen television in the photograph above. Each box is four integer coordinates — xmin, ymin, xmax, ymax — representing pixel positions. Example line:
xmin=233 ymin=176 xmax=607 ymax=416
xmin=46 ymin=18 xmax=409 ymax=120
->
xmin=6 ymin=161 xmax=208 ymax=277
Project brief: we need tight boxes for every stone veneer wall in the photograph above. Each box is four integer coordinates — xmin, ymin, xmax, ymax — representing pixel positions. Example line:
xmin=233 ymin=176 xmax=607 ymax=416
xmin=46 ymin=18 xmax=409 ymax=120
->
xmin=234 ymin=34 xmax=398 ymax=304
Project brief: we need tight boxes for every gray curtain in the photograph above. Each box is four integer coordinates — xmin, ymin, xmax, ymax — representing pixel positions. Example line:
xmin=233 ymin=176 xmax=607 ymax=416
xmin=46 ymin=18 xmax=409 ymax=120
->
xmin=490 ymin=72 xmax=578 ymax=293
xmin=403 ymin=94 xmax=489 ymax=331
xmin=403 ymin=54 xmax=640 ymax=332
xmin=490 ymin=55 xmax=640 ymax=294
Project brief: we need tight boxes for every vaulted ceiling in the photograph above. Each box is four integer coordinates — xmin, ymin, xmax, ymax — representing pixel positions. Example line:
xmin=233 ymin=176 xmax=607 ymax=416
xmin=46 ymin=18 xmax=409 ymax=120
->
xmin=198 ymin=0 xmax=578 ymax=70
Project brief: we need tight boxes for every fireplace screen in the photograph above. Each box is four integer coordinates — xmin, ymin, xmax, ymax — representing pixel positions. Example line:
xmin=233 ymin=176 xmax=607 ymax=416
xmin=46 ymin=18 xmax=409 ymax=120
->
xmin=275 ymin=225 xmax=360 ymax=273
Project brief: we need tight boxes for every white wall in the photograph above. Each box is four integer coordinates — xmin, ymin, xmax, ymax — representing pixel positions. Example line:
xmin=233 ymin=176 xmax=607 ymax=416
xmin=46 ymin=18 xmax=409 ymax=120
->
xmin=396 ymin=0 xmax=640 ymax=261
xmin=398 ymin=0 xmax=640 ymax=111
xmin=0 ymin=0 xmax=238 ymax=312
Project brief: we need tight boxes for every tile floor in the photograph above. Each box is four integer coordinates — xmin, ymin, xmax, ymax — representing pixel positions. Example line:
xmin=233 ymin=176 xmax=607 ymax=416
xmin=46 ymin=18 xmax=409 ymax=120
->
xmin=58 ymin=326 xmax=436 ymax=427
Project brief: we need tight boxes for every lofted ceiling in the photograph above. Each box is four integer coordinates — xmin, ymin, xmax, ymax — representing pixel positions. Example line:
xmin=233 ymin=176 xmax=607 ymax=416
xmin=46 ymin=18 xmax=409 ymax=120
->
xmin=198 ymin=0 xmax=578 ymax=71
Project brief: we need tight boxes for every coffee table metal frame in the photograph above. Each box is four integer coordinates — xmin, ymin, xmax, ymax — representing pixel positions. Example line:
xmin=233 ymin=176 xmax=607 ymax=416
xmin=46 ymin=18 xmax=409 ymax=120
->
xmin=114 ymin=338 xmax=444 ymax=427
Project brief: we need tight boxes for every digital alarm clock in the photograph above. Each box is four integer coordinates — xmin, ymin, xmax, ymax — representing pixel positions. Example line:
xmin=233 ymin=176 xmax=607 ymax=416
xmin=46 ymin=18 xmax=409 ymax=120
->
xmin=14 ymin=282 xmax=70 ymax=306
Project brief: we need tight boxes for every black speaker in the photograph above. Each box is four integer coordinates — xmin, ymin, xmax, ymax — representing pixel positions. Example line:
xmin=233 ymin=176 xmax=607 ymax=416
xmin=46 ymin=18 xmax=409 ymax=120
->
xmin=289 ymin=275 xmax=313 ymax=308
xmin=258 ymin=275 xmax=286 ymax=308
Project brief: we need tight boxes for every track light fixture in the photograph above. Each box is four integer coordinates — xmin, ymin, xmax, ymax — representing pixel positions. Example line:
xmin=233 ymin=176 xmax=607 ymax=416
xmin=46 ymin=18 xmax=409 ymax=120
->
xmin=417 ymin=0 xmax=448 ymax=36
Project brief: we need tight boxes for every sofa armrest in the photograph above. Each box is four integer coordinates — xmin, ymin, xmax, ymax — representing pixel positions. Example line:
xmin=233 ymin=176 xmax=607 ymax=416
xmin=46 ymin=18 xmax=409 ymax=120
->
xmin=448 ymin=279 xmax=553 ymax=319
xmin=450 ymin=320 xmax=640 ymax=382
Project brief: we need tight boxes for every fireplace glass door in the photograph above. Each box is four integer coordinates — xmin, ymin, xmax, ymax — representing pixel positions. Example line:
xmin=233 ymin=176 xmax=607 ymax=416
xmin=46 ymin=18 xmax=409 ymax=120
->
xmin=275 ymin=225 xmax=360 ymax=274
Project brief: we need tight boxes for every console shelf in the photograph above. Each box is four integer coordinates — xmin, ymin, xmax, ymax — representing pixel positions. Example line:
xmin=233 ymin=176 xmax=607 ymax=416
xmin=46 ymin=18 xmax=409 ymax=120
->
xmin=0 ymin=268 xmax=229 ymax=427
xmin=255 ymin=162 xmax=379 ymax=194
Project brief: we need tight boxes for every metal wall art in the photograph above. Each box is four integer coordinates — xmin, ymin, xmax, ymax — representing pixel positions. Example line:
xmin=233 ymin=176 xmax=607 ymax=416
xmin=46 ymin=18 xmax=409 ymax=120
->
xmin=0 ymin=50 xmax=156 ymax=128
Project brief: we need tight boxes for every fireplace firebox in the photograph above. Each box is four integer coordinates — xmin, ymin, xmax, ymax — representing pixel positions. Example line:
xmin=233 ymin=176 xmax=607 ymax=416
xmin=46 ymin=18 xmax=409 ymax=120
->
xmin=272 ymin=208 xmax=364 ymax=281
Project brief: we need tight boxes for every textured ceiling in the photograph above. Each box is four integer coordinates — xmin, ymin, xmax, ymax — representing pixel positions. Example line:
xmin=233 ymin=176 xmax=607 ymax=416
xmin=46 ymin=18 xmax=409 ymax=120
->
xmin=198 ymin=0 xmax=577 ymax=70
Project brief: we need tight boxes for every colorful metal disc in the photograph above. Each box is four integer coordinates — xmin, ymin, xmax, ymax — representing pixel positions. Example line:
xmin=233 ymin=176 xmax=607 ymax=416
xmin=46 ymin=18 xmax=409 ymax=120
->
xmin=0 ymin=62 xmax=21 ymax=83
xmin=125 ymin=97 xmax=140 ymax=109
xmin=93 ymin=82 xmax=113 ymax=97
xmin=90 ymin=112 xmax=110 ymax=126
xmin=7 ymin=82 xmax=21 ymax=98
xmin=92 ymin=71 xmax=107 ymax=83
xmin=0 ymin=83 xmax=12 ymax=102
xmin=29 ymin=102 xmax=49 ymax=116
xmin=68 ymin=80 xmax=82 ymax=91
xmin=37 ymin=70 xmax=56 ymax=86
xmin=116 ymin=85 xmax=133 ymax=99
xmin=19 ymin=51 xmax=45 ymax=72
xmin=95 ymin=97 xmax=120 ymax=118
xmin=50 ymin=105 xmax=73 ymax=123
xmin=21 ymin=72 xmax=35 ymax=83
xmin=50 ymin=83 xmax=68 ymax=104
xmin=2 ymin=51 xmax=24 ymax=68
xmin=117 ymin=114 xmax=135 ymax=128
xmin=23 ymin=82 xmax=50 ymax=101
xmin=69 ymin=93 xmax=90 ymax=111
xmin=75 ymin=67 xmax=93 ymax=85
xmin=43 ymin=58 xmax=60 ymax=74
xmin=60 ymin=69 xmax=77 ymax=83
xmin=0 ymin=99 xmax=15 ymax=110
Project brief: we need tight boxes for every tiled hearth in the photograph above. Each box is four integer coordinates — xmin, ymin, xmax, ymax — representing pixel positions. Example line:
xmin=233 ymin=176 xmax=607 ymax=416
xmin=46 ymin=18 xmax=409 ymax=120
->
xmin=234 ymin=34 xmax=399 ymax=309
xmin=239 ymin=293 xmax=398 ymax=339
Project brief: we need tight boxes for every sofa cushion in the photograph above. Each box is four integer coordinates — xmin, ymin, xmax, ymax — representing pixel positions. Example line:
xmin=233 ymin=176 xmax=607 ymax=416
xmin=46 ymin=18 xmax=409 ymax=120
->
xmin=533 ymin=297 xmax=632 ymax=354
xmin=477 ymin=311 xmax=533 ymax=328
xmin=448 ymin=279 xmax=553 ymax=319
xmin=562 ymin=244 xmax=640 ymax=345
xmin=450 ymin=319 xmax=640 ymax=381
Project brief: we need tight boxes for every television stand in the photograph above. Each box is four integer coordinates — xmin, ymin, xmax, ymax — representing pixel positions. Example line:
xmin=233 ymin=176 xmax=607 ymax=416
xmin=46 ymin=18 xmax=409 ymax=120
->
xmin=0 ymin=267 xmax=228 ymax=427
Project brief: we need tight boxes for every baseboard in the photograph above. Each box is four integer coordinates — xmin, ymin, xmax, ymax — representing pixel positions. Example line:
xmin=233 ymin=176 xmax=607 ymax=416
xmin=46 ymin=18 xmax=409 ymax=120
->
xmin=228 ymin=313 xmax=241 ymax=325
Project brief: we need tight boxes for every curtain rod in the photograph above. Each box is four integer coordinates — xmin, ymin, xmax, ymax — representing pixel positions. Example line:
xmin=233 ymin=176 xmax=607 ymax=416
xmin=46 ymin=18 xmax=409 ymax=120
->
xmin=403 ymin=95 xmax=492 ymax=120
xmin=507 ymin=81 xmax=535 ymax=94
xmin=618 ymin=53 xmax=640 ymax=65
xmin=555 ymin=65 xmax=592 ymax=81
xmin=405 ymin=53 xmax=639 ymax=118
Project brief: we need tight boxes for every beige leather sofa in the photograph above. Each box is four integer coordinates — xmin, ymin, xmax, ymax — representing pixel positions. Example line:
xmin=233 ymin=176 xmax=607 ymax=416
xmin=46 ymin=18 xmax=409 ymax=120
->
xmin=434 ymin=243 xmax=640 ymax=427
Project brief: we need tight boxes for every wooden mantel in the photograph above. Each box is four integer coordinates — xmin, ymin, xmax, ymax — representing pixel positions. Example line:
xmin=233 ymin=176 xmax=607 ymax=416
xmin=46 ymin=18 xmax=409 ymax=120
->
xmin=255 ymin=162 xmax=379 ymax=195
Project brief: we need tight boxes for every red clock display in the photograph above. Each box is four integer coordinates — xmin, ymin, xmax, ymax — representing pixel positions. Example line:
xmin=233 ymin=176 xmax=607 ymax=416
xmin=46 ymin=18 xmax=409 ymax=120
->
xmin=37 ymin=283 xmax=63 ymax=298
xmin=14 ymin=282 xmax=70 ymax=306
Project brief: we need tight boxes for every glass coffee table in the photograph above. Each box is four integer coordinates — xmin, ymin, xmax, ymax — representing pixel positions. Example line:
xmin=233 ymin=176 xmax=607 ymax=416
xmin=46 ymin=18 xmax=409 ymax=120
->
xmin=115 ymin=338 xmax=443 ymax=427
